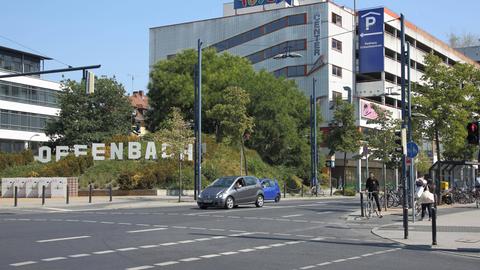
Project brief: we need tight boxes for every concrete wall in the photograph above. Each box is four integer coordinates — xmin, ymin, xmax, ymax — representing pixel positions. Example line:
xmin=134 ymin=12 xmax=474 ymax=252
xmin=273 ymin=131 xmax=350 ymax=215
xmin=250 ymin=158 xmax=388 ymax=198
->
xmin=1 ymin=177 xmax=78 ymax=198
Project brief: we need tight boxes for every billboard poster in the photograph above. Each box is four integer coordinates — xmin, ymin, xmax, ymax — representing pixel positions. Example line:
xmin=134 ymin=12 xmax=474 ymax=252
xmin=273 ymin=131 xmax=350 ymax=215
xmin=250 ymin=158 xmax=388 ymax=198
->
xmin=358 ymin=7 xmax=385 ymax=73
xmin=234 ymin=0 xmax=292 ymax=9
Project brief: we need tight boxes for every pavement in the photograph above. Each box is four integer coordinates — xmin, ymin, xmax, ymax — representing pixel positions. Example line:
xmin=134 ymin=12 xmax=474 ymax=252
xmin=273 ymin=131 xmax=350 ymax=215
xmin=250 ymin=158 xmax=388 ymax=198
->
xmin=0 ymin=196 xmax=478 ymax=270
xmin=370 ymin=204 xmax=480 ymax=258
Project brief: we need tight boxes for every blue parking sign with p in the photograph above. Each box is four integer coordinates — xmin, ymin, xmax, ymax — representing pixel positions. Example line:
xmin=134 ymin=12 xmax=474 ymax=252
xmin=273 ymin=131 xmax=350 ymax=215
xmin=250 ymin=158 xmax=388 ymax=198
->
xmin=358 ymin=7 xmax=385 ymax=73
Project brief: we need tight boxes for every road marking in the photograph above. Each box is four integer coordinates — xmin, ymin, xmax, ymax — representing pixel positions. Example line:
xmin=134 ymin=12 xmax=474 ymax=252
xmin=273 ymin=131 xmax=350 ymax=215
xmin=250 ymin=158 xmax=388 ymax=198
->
xmin=81 ymin=220 xmax=97 ymax=223
xmin=42 ymin=257 xmax=66 ymax=262
xmin=201 ymin=254 xmax=221 ymax=258
xmin=317 ymin=211 xmax=333 ymax=215
xmin=178 ymin=240 xmax=195 ymax=244
xmin=117 ymin=247 xmax=139 ymax=252
xmin=160 ymin=242 xmax=178 ymax=246
xmin=126 ymin=266 xmax=154 ymax=270
xmin=93 ymin=250 xmax=116 ymax=254
xmin=139 ymin=245 xmax=159 ymax=249
xmin=154 ymin=261 xmax=178 ymax=266
xmin=118 ymin=222 xmax=132 ymax=225
xmin=254 ymin=246 xmax=271 ymax=250
xmin=273 ymin=233 xmax=292 ymax=236
xmin=270 ymin=243 xmax=286 ymax=247
xmin=179 ymin=257 xmax=201 ymax=262
xmin=239 ymin=248 xmax=255 ymax=252
xmin=10 ymin=261 xmax=37 ymax=267
xmin=317 ymin=262 xmax=332 ymax=266
xmin=36 ymin=235 xmax=91 ymax=243
xmin=172 ymin=226 xmax=187 ymax=229
xmin=100 ymin=221 xmax=115 ymax=224
xmin=221 ymin=251 xmax=238 ymax=255
xmin=282 ymin=214 xmax=303 ymax=218
xmin=300 ymin=266 xmax=316 ymax=270
xmin=194 ymin=238 xmax=211 ymax=241
xmin=127 ymin=228 xmax=167 ymax=233
xmin=68 ymin=254 xmax=91 ymax=258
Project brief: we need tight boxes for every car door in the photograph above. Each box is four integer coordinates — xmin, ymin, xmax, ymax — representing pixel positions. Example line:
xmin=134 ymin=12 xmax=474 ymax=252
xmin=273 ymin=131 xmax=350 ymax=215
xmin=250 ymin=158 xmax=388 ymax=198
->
xmin=233 ymin=178 xmax=248 ymax=203
xmin=245 ymin=176 xmax=260 ymax=202
xmin=261 ymin=179 xmax=274 ymax=200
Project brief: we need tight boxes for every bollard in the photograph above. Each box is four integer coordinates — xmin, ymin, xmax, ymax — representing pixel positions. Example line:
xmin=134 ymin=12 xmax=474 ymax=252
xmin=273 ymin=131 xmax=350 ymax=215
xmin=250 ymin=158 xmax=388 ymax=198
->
xmin=360 ymin=192 xmax=364 ymax=217
xmin=432 ymin=207 xmax=437 ymax=245
xmin=14 ymin=186 xmax=18 ymax=207
xmin=301 ymin=185 xmax=304 ymax=197
xmin=89 ymin=184 xmax=92 ymax=203
xmin=42 ymin=185 xmax=45 ymax=205
xmin=66 ymin=185 xmax=69 ymax=204
xmin=109 ymin=185 xmax=113 ymax=202
xmin=283 ymin=181 xmax=286 ymax=199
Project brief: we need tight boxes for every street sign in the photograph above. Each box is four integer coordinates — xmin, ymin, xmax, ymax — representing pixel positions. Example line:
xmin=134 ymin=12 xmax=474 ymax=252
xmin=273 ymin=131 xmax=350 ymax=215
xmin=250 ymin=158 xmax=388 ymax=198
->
xmin=358 ymin=7 xmax=385 ymax=73
xmin=407 ymin=142 xmax=419 ymax=158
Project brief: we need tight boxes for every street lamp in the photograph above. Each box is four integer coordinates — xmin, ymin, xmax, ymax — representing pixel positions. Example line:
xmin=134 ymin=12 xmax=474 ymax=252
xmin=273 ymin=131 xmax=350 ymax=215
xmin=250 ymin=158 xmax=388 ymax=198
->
xmin=273 ymin=46 xmax=303 ymax=59
xmin=27 ymin=134 xmax=41 ymax=150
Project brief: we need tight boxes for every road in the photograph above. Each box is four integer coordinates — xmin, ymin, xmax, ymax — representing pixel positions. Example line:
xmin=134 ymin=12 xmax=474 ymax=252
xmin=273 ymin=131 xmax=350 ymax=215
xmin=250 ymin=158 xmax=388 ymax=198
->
xmin=0 ymin=198 xmax=477 ymax=270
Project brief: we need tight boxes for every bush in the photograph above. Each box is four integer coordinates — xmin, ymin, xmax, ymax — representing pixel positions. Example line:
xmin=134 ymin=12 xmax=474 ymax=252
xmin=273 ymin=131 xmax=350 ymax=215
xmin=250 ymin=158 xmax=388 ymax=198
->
xmin=285 ymin=175 xmax=303 ymax=194
xmin=39 ymin=155 xmax=94 ymax=177
xmin=0 ymin=150 xmax=34 ymax=171
xmin=117 ymin=171 xmax=135 ymax=190
xmin=333 ymin=188 xmax=356 ymax=196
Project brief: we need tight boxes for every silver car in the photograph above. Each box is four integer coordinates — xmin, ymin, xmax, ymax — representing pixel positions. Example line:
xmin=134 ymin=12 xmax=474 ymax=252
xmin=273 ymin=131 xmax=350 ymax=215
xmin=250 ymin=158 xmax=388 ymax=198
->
xmin=197 ymin=176 xmax=264 ymax=209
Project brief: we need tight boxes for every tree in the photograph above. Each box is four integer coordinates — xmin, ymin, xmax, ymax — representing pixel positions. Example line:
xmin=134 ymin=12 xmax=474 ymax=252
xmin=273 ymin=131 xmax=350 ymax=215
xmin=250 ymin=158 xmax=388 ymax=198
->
xmin=148 ymin=48 xmax=313 ymax=177
xmin=447 ymin=32 xmax=480 ymax=48
xmin=154 ymin=108 xmax=195 ymax=201
xmin=45 ymin=77 xmax=133 ymax=146
xmin=326 ymin=99 xmax=363 ymax=191
xmin=207 ymin=86 xmax=254 ymax=144
xmin=413 ymin=54 xmax=479 ymax=162
xmin=365 ymin=105 xmax=402 ymax=187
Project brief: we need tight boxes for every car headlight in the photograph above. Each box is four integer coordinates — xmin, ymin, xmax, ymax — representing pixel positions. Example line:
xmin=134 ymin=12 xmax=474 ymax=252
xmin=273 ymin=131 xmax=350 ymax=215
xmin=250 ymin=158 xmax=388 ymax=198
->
xmin=198 ymin=193 xmax=203 ymax=199
xmin=216 ymin=191 xmax=224 ymax=198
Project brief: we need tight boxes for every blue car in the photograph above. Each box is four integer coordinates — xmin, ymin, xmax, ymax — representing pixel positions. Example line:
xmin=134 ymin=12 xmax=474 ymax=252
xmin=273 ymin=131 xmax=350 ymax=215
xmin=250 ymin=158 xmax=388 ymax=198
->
xmin=260 ymin=178 xmax=281 ymax=203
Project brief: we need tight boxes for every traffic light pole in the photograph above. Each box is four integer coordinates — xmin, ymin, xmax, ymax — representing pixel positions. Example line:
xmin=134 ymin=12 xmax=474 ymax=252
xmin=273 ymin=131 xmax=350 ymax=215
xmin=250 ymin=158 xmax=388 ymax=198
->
xmin=400 ymin=14 xmax=409 ymax=239
xmin=194 ymin=39 xmax=203 ymax=199
xmin=407 ymin=42 xmax=416 ymax=222
xmin=311 ymin=78 xmax=318 ymax=195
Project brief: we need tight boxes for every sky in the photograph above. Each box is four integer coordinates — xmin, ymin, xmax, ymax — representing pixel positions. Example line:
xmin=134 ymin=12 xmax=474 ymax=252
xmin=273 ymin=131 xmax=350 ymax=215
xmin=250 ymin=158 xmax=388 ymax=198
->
xmin=1 ymin=0 xmax=479 ymax=94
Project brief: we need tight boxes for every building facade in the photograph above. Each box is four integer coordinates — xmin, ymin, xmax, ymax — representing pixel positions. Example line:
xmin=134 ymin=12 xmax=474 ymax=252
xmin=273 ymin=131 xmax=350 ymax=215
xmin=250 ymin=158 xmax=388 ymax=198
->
xmin=129 ymin=90 xmax=149 ymax=135
xmin=149 ymin=0 xmax=479 ymax=186
xmin=456 ymin=45 xmax=480 ymax=64
xmin=0 ymin=46 xmax=61 ymax=152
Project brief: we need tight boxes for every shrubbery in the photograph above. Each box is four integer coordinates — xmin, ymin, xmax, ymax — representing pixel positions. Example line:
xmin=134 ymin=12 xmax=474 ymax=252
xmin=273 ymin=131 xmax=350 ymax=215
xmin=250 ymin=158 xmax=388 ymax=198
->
xmin=38 ymin=155 xmax=94 ymax=177
xmin=0 ymin=150 xmax=34 ymax=171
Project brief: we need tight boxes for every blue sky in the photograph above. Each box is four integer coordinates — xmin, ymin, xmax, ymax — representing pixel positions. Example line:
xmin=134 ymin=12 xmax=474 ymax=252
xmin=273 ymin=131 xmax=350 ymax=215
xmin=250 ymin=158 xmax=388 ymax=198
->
xmin=1 ymin=0 xmax=478 ymax=94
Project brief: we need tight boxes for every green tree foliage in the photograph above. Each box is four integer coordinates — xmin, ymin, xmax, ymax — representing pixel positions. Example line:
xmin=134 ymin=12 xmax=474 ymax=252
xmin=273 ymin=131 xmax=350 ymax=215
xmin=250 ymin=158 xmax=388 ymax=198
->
xmin=413 ymin=54 xmax=480 ymax=161
xmin=415 ymin=151 xmax=432 ymax=176
xmin=148 ymin=49 xmax=313 ymax=175
xmin=155 ymin=107 xmax=195 ymax=161
xmin=365 ymin=105 xmax=402 ymax=167
xmin=326 ymin=99 xmax=362 ymax=188
xmin=207 ymin=86 xmax=254 ymax=144
xmin=45 ymin=77 xmax=133 ymax=146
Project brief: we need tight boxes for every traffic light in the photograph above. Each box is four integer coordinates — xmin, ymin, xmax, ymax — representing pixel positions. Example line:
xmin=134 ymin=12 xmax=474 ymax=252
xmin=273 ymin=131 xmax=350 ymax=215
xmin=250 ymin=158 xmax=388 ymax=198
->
xmin=466 ymin=121 xmax=479 ymax=145
xmin=394 ymin=128 xmax=407 ymax=155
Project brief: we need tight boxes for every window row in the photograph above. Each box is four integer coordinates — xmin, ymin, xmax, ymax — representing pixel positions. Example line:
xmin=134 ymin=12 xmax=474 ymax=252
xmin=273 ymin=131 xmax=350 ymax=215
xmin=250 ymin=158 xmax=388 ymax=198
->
xmin=332 ymin=65 xmax=342 ymax=77
xmin=332 ymin=38 xmax=342 ymax=52
xmin=384 ymin=23 xmax=457 ymax=66
xmin=0 ymin=109 xmax=54 ymax=133
xmin=0 ymin=52 xmax=40 ymax=74
xmin=273 ymin=65 xmax=307 ymax=78
xmin=332 ymin=12 xmax=342 ymax=27
xmin=246 ymin=39 xmax=306 ymax=64
xmin=384 ymin=47 xmax=426 ymax=72
xmin=211 ymin=13 xmax=307 ymax=52
xmin=0 ymin=81 xmax=59 ymax=107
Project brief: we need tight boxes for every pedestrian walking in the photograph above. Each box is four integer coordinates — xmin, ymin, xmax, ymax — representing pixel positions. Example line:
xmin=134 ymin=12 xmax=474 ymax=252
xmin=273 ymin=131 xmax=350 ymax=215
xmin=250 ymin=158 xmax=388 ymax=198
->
xmin=419 ymin=177 xmax=435 ymax=221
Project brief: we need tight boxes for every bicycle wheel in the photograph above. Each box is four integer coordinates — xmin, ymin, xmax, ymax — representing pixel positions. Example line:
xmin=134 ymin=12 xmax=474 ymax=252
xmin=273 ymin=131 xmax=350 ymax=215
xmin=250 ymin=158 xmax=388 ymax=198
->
xmin=365 ymin=200 xmax=372 ymax=219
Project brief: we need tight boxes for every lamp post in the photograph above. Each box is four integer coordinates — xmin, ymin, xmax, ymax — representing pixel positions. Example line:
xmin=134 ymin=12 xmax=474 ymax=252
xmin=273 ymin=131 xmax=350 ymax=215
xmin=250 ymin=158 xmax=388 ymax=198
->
xmin=26 ymin=134 xmax=40 ymax=150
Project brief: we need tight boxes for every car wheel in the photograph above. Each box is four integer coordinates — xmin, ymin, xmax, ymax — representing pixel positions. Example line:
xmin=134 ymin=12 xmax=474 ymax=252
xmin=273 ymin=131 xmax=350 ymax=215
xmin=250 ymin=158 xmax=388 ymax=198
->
xmin=225 ymin=196 xmax=235 ymax=209
xmin=198 ymin=203 xmax=207 ymax=209
xmin=274 ymin=194 xmax=281 ymax=203
xmin=255 ymin=195 xmax=264 ymax=207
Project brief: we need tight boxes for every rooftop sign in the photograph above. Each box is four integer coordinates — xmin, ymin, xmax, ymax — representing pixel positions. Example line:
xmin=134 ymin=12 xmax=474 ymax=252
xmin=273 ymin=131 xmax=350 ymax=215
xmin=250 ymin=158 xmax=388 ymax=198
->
xmin=234 ymin=0 xmax=292 ymax=9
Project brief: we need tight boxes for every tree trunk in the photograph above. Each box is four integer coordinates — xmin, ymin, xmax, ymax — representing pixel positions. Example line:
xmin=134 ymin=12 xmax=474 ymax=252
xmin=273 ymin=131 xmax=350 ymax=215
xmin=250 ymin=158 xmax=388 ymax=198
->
xmin=241 ymin=137 xmax=248 ymax=175
xmin=434 ymin=128 xmax=442 ymax=201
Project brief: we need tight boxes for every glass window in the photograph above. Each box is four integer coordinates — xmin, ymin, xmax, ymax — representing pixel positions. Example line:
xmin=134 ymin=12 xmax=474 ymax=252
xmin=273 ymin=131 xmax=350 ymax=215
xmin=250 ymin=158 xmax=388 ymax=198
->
xmin=287 ymin=65 xmax=306 ymax=77
xmin=332 ymin=39 xmax=342 ymax=52
xmin=288 ymin=14 xmax=306 ymax=26
xmin=245 ymin=177 xmax=258 ymax=186
xmin=332 ymin=13 xmax=342 ymax=27
xmin=265 ymin=17 xmax=287 ymax=33
xmin=332 ymin=65 xmax=342 ymax=77
xmin=274 ymin=67 xmax=287 ymax=78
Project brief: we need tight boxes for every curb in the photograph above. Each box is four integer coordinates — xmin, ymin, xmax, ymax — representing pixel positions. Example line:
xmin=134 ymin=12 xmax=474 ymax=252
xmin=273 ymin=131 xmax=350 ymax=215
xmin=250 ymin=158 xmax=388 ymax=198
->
xmin=371 ymin=223 xmax=480 ymax=259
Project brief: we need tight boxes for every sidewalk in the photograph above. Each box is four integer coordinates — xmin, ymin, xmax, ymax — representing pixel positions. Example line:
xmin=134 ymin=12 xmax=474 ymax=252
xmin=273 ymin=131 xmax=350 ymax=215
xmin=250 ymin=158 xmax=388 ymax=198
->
xmin=372 ymin=205 xmax=480 ymax=258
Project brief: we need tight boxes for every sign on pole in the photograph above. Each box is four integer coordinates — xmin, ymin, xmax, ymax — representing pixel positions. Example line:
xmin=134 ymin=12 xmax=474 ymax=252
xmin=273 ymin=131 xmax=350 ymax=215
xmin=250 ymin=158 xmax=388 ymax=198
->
xmin=358 ymin=7 xmax=385 ymax=73
xmin=407 ymin=141 xmax=419 ymax=158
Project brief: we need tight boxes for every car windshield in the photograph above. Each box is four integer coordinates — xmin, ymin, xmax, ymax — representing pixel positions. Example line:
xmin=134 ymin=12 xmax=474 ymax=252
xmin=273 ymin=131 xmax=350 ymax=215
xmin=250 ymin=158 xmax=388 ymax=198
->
xmin=209 ymin=177 xmax=236 ymax=188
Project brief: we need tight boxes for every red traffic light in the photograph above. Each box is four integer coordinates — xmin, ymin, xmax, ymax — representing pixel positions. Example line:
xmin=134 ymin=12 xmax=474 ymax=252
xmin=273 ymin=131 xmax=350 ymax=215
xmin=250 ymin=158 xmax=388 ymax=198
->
xmin=467 ymin=122 xmax=478 ymax=133
xmin=466 ymin=121 xmax=480 ymax=144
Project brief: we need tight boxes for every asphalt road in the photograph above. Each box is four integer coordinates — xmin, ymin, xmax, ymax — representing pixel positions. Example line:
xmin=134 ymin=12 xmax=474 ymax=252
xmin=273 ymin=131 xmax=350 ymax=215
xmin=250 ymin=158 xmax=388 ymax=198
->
xmin=0 ymin=198 xmax=478 ymax=270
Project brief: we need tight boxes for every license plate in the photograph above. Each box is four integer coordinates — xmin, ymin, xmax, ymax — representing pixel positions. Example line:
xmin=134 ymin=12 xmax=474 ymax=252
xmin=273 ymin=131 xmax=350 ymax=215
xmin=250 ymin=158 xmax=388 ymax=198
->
xmin=203 ymin=200 xmax=213 ymax=203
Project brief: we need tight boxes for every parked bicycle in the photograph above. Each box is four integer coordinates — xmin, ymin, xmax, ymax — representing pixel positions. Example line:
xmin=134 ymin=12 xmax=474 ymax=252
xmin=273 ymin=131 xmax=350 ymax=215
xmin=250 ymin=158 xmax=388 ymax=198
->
xmin=364 ymin=191 xmax=382 ymax=219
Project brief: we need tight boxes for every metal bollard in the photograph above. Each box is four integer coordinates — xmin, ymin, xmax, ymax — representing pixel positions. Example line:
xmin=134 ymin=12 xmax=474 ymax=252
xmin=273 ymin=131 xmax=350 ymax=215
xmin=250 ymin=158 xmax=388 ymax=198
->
xmin=301 ymin=185 xmax=304 ymax=197
xmin=14 ymin=186 xmax=18 ymax=207
xmin=42 ymin=185 xmax=45 ymax=205
xmin=283 ymin=182 xmax=286 ymax=198
xmin=432 ymin=207 xmax=437 ymax=245
xmin=89 ymin=184 xmax=92 ymax=203
xmin=66 ymin=185 xmax=69 ymax=204
xmin=360 ymin=192 xmax=364 ymax=217
xmin=109 ymin=185 xmax=113 ymax=202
